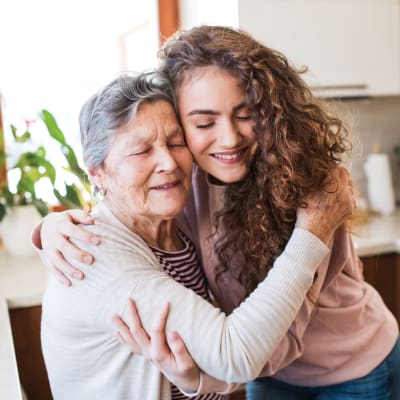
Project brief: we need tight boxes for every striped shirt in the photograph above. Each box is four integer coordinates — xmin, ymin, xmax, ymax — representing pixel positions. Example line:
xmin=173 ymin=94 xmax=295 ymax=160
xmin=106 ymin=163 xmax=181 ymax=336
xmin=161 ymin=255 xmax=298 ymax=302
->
xmin=150 ymin=229 xmax=226 ymax=400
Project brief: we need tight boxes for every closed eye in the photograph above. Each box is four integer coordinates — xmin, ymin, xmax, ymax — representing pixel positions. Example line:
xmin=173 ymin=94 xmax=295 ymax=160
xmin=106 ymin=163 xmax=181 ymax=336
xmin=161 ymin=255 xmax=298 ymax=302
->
xmin=236 ymin=115 xmax=251 ymax=120
xmin=130 ymin=148 xmax=151 ymax=156
xmin=196 ymin=122 xmax=215 ymax=129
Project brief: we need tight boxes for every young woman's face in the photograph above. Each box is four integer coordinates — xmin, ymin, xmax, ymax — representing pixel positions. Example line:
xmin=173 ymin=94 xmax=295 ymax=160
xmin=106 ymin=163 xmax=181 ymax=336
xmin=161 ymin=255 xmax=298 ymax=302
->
xmin=177 ymin=66 xmax=257 ymax=183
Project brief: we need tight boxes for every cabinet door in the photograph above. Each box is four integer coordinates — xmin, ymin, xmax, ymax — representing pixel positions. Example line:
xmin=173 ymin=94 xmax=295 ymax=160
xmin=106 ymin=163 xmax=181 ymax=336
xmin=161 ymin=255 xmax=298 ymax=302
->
xmin=361 ymin=253 xmax=400 ymax=325
xmin=238 ymin=0 xmax=400 ymax=97
xmin=10 ymin=306 xmax=52 ymax=400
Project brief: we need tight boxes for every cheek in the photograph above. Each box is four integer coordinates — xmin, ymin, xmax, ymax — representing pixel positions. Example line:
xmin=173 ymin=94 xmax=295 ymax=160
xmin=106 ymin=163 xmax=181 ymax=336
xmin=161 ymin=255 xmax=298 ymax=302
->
xmin=178 ymin=151 xmax=194 ymax=180
xmin=108 ymin=162 xmax=146 ymax=194
xmin=108 ymin=175 xmax=130 ymax=195
xmin=244 ymin=123 xmax=256 ymax=143
xmin=185 ymin=132 xmax=208 ymax=160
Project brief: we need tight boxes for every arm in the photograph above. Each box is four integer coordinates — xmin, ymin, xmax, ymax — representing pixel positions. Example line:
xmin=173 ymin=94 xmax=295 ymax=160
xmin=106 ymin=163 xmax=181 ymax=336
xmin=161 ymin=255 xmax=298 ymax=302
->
xmin=31 ymin=209 xmax=98 ymax=285
xmin=113 ymin=300 xmax=240 ymax=395
xmin=112 ymin=243 xmax=329 ymax=392
xmin=108 ymin=166 xmax=354 ymax=385
xmin=76 ymin=216 xmax=329 ymax=383
xmin=32 ymin=166 xmax=355 ymax=285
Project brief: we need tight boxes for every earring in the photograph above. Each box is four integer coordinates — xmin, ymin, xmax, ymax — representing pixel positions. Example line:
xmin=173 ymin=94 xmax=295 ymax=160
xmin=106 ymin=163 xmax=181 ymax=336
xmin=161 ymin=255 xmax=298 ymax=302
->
xmin=98 ymin=188 xmax=107 ymax=197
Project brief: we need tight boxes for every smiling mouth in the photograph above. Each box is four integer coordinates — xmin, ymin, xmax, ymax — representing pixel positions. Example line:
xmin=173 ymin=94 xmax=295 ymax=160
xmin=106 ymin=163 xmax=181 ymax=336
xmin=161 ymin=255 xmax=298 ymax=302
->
xmin=211 ymin=148 xmax=247 ymax=161
xmin=151 ymin=180 xmax=180 ymax=190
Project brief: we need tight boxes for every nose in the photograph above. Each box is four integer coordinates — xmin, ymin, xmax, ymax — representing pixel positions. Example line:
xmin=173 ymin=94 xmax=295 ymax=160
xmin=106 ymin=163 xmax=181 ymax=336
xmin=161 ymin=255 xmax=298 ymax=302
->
xmin=155 ymin=146 xmax=178 ymax=173
xmin=218 ymin=119 xmax=242 ymax=148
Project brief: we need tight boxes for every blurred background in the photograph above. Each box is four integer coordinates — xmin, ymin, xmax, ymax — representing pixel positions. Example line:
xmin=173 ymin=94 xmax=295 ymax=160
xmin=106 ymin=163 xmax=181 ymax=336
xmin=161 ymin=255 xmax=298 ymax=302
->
xmin=1 ymin=0 xmax=399 ymax=207
xmin=1 ymin=2 xmax=400 ymax=400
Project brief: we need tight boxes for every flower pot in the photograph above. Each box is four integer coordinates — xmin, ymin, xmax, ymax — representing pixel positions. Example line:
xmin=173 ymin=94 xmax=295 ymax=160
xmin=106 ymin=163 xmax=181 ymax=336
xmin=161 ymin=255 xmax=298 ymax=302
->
xmin=0 ymin=205 xmax=41 ymax=258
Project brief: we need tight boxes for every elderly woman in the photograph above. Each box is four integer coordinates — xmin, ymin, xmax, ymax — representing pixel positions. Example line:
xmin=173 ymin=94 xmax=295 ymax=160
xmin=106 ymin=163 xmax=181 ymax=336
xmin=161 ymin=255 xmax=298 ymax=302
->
xmin=41 ymin=72 xmax=352 ymax=400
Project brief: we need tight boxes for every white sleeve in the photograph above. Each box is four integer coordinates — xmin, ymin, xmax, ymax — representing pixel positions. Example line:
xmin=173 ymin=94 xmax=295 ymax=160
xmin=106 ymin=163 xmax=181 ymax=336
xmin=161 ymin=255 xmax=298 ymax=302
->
xmin=178 ymin=373 xmax=241 ymax=396
xmin=75 ymin=224 xmax=328 ymax=383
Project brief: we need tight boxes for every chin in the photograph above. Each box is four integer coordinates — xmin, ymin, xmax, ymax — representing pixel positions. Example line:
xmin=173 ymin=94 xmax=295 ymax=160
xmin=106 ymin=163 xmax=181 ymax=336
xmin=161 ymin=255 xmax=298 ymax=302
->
xmin=212 ymin=168 xmax=249 ymax=184
xmin=158 ymin=204 xmax=185 ymax=219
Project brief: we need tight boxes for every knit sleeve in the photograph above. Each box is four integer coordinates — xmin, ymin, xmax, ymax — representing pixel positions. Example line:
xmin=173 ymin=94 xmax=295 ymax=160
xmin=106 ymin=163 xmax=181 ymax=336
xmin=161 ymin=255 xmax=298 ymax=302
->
xmin=115 ymin=227 xmax=329 ymax=383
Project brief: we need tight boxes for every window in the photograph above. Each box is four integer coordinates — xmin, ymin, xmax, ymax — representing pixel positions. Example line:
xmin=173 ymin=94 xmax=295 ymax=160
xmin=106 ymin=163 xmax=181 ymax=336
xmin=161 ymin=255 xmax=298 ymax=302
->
xmin=0 ymin=0 xmax=159 ymax=202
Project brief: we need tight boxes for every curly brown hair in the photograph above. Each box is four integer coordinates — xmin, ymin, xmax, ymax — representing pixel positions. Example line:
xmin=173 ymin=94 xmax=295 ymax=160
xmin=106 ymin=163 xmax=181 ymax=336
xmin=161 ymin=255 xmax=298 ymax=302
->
xmin=159 ymin=25 xmax=351 ymax=297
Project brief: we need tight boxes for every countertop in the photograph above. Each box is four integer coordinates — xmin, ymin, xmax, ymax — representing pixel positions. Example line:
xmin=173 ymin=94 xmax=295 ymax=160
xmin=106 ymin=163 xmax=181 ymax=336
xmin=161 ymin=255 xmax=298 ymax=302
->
xmin=1 ymin=208 xmax=400 ymax=400
xmin=352 ymin=209 xmax=400 ymax=257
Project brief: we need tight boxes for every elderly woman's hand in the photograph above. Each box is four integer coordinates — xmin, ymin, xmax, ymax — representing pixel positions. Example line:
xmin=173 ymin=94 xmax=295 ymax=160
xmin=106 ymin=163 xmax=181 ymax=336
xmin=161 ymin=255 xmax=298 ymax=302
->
xmin=112 ymin=299 xmax=201 ymax=395
xmin=32 ymin=209 xmax=100 ymax=286
xmin=295 ymin=166 xmax=356 ymax=245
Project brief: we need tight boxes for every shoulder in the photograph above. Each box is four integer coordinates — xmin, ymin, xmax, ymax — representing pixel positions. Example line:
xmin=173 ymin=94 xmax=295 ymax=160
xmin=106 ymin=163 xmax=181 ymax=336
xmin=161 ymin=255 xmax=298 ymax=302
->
xmin=72 ymin=203 xmax=159 ymax=269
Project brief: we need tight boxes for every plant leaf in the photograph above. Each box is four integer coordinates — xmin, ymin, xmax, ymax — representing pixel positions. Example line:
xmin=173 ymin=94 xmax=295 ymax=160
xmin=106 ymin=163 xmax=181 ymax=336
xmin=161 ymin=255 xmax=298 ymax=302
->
xmin=66 ymin=183 xmax=84 ymax=207
xmin=15 ymin=151 xmax=57 ymax=185
xmin=0 ymin=203 xmax=6 ymax=221
xmin=54 ymin=185 xmax=82 ymax=209
xmin=11 ymin=124 xmax=31 ymax=143
xmin=40 ymin=109 xmax=66 ymax=143
xmin=31 ymin=198 xmax=49 ymax=217
xmin=40 ymin=109 xmax=90 ymax=194
xmin=1 ymin=187 xmax=14 ymax=206
xmin=36 ymin=146 xmax=46 ymax=158
xmin=16 ymin=175 xmax=35 ymax=200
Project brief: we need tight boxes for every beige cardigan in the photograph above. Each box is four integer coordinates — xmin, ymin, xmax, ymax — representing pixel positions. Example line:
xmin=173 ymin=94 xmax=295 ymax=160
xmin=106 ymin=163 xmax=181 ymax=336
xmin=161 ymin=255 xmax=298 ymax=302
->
xmin=41 ymin=201 xmax=328 ymax=399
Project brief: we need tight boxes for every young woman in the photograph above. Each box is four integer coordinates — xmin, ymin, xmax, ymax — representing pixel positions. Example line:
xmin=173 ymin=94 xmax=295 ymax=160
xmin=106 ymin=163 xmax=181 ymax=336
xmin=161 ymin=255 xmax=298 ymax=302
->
xmin=42 ymin=72 xmax=351 ymax=400
xmin=34 ymin=26 xmax=399 ymax=399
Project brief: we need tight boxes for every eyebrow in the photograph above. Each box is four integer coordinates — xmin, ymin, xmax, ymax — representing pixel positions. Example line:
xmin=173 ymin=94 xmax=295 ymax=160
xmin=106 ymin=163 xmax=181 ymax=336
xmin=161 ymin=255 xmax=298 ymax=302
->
xmin=186 ymin=102 xmax=248 ymax=117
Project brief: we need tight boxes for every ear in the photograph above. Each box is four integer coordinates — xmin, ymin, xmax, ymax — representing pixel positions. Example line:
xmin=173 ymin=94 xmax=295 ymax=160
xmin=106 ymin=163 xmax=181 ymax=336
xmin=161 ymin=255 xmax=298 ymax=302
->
xmin=88 ymin=166 xmax=106 ymax=192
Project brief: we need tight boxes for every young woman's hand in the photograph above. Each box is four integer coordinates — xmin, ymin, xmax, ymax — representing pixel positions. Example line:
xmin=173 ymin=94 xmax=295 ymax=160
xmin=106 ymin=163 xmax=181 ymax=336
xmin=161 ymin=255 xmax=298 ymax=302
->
xmin=295 ymin=166 xmax=356 ymax=245
xmin=34 ymin=209 xmax=100 ymax=286
xmin=112 ymin=299 xmax=201 ymax=394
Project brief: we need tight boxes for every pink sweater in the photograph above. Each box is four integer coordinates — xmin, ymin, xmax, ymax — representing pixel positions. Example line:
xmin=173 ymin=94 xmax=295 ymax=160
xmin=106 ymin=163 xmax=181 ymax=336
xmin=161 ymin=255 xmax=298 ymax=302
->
xmin=186 ymin=166 xmax=399 ymax=387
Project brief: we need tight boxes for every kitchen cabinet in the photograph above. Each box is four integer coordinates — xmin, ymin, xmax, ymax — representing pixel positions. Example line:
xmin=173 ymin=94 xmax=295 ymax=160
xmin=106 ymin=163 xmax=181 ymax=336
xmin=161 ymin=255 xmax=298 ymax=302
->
xmin=10 ymin=304 xmax=248 ymax=400
xmin=361 ymin=253 xmax=400 ymax=325
xmin=10 ymin=306 xmax=52 ymax=400
xmin=238 ymin=0 xmax=400 ymax=97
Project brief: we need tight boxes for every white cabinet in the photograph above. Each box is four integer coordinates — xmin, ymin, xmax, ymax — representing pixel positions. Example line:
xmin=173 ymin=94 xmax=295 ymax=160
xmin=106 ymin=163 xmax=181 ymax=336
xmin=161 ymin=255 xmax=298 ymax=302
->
xmin=238 ymin=0 xmax=400 ymax=97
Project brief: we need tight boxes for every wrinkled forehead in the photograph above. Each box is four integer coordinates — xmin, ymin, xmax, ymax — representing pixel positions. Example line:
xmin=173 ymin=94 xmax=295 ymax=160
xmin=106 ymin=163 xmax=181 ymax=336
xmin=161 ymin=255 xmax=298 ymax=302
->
xmin=120 ymin=99 xmax=181 ymax=140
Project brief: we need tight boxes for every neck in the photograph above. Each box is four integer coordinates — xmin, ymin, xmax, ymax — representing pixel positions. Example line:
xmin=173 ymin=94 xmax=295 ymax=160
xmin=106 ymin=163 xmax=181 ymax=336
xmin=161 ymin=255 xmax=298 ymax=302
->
xmin=104 ymin=200 xmax=182 ymax=251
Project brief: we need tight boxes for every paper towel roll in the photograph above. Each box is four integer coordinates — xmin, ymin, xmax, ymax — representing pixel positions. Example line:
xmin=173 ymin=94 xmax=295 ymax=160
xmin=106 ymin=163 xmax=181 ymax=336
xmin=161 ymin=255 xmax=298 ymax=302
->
xmin=364 ymin=153 xmax=395 ymax=215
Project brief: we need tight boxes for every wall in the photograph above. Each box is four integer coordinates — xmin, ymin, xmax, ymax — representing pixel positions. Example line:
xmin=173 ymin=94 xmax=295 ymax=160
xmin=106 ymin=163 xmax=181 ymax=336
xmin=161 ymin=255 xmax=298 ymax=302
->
xmin=332 ymin=96 xmax=400 ymax=205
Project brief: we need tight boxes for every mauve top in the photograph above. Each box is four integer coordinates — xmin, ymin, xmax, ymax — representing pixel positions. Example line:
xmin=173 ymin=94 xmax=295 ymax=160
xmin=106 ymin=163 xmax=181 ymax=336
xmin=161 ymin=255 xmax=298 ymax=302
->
xmin=185 ymin=165 xmax=398 ymax=386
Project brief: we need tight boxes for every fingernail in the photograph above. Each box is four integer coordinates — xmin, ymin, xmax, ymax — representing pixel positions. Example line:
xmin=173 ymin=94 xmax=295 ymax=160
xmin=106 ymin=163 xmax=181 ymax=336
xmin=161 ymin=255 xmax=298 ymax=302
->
xmin=168 ymin=332 xmax=178 ymax=341
xmin=90 ymin=236 xmax=100 ymax=245
xmin=73 ymin=272 xmax=83 ymax=280
xmin=83 ymin=255 xmax=92 ymax=264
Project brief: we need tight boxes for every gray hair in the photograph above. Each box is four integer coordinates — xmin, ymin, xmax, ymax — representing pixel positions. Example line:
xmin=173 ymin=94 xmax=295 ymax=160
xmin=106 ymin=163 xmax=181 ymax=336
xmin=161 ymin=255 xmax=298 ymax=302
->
xmin=79 ymin=71 xmax=176 ymax=174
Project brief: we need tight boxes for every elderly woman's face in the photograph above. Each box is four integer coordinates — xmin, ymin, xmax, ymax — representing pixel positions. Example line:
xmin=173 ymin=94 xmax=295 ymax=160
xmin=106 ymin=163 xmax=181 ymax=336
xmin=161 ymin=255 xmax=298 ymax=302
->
xmin=94 ymin=100 xmax=193 ymax=222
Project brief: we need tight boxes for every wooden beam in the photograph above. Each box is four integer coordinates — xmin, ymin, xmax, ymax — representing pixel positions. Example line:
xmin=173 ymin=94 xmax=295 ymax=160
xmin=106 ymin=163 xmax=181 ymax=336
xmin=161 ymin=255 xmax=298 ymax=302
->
xmin=158 ymin=0 xmax=180 ymax=44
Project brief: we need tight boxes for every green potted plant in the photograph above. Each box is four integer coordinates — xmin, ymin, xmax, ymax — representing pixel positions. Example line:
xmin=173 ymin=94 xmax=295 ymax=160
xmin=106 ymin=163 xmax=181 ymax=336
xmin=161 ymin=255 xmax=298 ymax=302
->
xmin=0 ymin=110 xmax=91 ymax=257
